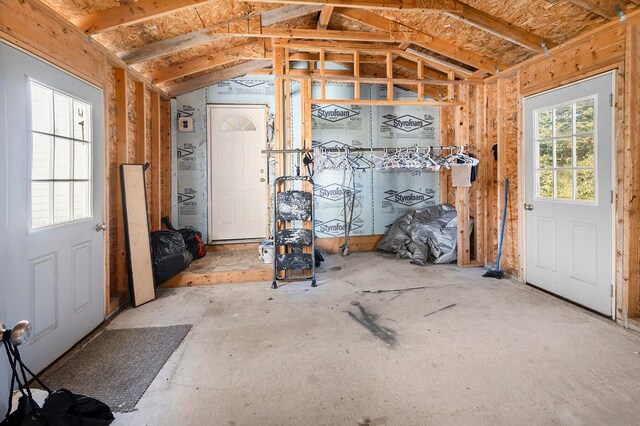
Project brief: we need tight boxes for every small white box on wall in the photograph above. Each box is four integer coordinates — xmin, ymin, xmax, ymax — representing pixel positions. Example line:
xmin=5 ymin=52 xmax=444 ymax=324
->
xmin=178 ymin=116 xmax=194 ymax=132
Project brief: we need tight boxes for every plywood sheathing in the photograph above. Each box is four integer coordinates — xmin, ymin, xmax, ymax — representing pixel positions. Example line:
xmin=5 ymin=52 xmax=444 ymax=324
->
xmin=372 ymin=0 xmax=616 ymax=65
xmin=499 ymin=74 xmax=521 ymax=277
xmin=484 ymin=82 xmax=499 ymax=264
xmin=47 ymin=1 xmax=280 ymax=50
xmin=477 ymin=10 xmax=640 ymax=326
xmin=38 ymin=0 xmax=632 ymax=91
xmin=623 ymin=23 xmax=640 ymax=320
xmin=126 ymin=78 xmax=137 ymax=161
xmin=106 ymin=66 xmax=119 ymax=301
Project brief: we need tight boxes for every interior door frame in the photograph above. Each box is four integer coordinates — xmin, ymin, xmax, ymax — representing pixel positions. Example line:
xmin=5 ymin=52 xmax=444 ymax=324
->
xmin=206 ymin=104 xmax=269 ymax=243
xmin=521 ymin=70 xmax=617 ymax=319
xmin=0 ymin=39 xmax=108 ymax=318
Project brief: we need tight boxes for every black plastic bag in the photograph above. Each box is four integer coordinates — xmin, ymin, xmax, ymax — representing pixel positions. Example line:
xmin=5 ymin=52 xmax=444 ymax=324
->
xmin=2 ymin=334 xmax=113 ymax=426
xmin=1 ymin=395 xmax=39 ymax=426
xmin=150 ymin=230 xmax=185 ymax=259
xmin=37 ymin=389 xmax=114 ymax=426
xmin=162 ymin=217 xmax=206 ymax=260
xmin=150 ymin=230 xmax=193 ymax=285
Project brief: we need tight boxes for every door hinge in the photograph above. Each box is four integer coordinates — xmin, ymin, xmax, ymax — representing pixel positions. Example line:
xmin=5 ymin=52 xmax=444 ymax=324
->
xmin=611 ymin=190 xmax=614 ymax=205
xmin=610 ymin=93 xmax=614 ymax=107
xmin=611 ymin=284 xmax=614 ymax=298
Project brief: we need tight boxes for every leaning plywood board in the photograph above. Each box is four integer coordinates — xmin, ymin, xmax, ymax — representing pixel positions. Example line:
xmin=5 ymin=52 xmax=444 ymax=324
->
xmin=120 ymin=164 xmax=156 ymax=307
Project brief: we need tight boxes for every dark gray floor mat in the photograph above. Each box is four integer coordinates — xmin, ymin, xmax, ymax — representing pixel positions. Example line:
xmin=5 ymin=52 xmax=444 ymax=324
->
xmin=39 ymin=325 xmax=192 ymax=413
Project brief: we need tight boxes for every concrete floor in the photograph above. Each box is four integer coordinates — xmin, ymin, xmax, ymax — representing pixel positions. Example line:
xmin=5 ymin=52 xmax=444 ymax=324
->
xmin=111 ymin=252 xmax=640 ymax=426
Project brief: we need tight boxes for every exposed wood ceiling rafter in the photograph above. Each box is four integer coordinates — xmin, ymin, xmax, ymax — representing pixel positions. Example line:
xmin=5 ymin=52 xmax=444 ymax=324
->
xmin=317 ymin=5 xmax=334 ymax=29
xmin=237 ymin=0 xmax=556 ymax=52
xmin=165 ymin=59 xmax=272 ymax=95
xmin=71 ymin=0 xmax=634 ymax=96
xmin=73 ymin=0 xmax=467 ymax=35
xmin=117 ymin=4 xmax=320 ymax=64
xmin=246 ymin=0 xmax=463 ymax=12
xmin=399 ymin=49 xmax=472 ymax=77
xmin=334 ymin=8 xmax=505 ymax=73
xmin=73 ymin=0 xmax=213 ymax=35
xmin=566 ymin=0 xmax=631 ymax=20
xmin=443 ymin=4 xmax=556 ymax=52
xmin=210 ymin=26 xmax=433 ymax=43
xmin=151 ymin=40 xmax=267 ymax=84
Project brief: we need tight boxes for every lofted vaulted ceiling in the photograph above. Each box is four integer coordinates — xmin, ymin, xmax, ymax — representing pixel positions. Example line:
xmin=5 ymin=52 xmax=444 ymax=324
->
xmin=41 ymin=0 xmax=639 ymax=96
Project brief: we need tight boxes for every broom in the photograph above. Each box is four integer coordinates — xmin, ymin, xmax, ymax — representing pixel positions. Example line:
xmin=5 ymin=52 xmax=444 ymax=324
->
xmin=484 ymin=178 xmax=509 ymax=279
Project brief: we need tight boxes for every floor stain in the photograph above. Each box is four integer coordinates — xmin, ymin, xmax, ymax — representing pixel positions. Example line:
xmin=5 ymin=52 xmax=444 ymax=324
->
xmin=331 ymin=266 xmax=342 ymax=271
xmin=357 ymin=416 xmax=389 ymax=425
xmin=363 ymin=286 xmax=429 ymax=295
xmin=346 ymin=304 xmax=397 ymax=347
xmin=423 ymin=303 xmax=457 ymax=318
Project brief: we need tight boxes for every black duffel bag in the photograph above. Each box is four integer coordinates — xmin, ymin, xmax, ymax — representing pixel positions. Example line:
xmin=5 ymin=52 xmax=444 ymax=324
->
xmin=162 ymin=217 xmax=205 ymax=260
xmin=2 ymin=331 xmax=114 ymax=426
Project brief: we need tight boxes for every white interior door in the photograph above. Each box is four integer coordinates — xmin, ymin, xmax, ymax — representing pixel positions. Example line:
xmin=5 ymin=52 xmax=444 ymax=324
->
xmin=524 ymin=72 xmax=614 ymax=316
xmin=207 ymin=105 xmax=268 ymax=242
xmin=0 ymin=41 xmax=105 ymax=389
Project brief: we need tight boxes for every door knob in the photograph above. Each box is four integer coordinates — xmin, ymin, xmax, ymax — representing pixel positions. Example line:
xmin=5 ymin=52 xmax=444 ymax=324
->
xmin=95 ymin=222 xmax=108 ymax=232
xmin=0 ymin=320 xmax=32 ymax=346
xmin=524 ymin=203 xmax=534 ymax=211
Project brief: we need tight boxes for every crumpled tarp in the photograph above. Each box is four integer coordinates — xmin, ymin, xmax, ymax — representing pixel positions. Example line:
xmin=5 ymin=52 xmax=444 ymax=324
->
xmin=377 ymin=204 xmax=470 ymax=265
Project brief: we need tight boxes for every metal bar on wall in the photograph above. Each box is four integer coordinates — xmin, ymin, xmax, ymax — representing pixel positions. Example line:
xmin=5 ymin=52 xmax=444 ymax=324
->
xmin=262 ymin=146 xmax=476 ymax=154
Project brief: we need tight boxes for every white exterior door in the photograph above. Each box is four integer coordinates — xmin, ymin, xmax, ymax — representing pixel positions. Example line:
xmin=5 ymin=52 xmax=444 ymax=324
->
xmin=0 ymin=40 xmax=105 ymax=398
xmin=524 ymin=72 xmax=614 ymax=316
xmin=207 ymin=105 xmax=268 ymax=242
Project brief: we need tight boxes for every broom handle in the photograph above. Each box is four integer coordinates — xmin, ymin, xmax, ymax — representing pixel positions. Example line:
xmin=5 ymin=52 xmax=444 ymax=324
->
xmin=496 ymin=178 xmax=509 ymax=270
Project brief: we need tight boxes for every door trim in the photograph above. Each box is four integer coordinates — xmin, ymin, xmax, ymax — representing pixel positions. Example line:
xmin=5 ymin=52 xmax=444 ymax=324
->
xmin=521 ymin=70 xmax=617 ymax=319
xmin=206 ymin=104 xmax=268 ymax=243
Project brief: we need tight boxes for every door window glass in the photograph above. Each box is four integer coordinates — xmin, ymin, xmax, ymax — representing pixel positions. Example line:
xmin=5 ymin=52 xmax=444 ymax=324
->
xmin=219 ymin=114 xmax=257 ymax=132
xmin=534 ymin=96 xmax=596 ymax=203
xmin=30 ymin=81 xmax=92 ymax=229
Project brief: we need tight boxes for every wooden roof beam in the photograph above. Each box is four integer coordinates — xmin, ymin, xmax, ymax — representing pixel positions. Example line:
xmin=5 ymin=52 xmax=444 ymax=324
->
xmin=276 ymin=40 xmax=400 ymax=52
xmin=565 ymin=0 xmax=629 ymax=20
xmin=288 ymin=52 xmax=387 ymax=62
xmin=391 ymin=58 xmax=449 ymax=80
xmin=73 ymin=0 xmax=213 ymax=35
xmin=261 ymin=4 xmax=323 ymax=26
xmin=348 ymin=62 xmax=446 ymax=99
xmin=317 ymin=5 xmax=334 ymax=30
xmin=210 ymin=25 xmax=433 ymax=43
xmin=399 ymin=49 xmax=473 ymax=77
xmin=74 ymin=1 xmax=323 ymax=35
xmin=151 ymin=41 xmax=266 ymax=84
xmin=443 ymin=3 xmax=556 ymax=52
xmin=247 ymin=0 xmax=463 ymax=12
xmin=74 ymin=0 xmax=464 ymax=34
xmin=335 ymin=8 xmax=505 ymax=73
xmin=165 ymin=59 xmax=272 ymax=96
xmin=117 ymin=4 xmax=320 ymax=64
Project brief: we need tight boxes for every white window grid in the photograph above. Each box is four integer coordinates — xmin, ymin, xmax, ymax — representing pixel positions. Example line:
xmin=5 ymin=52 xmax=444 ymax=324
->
xmin=533 ymin=94 xmax=598 ymax=204
xmin=29 ymin=80 xmax=92 ymax=230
